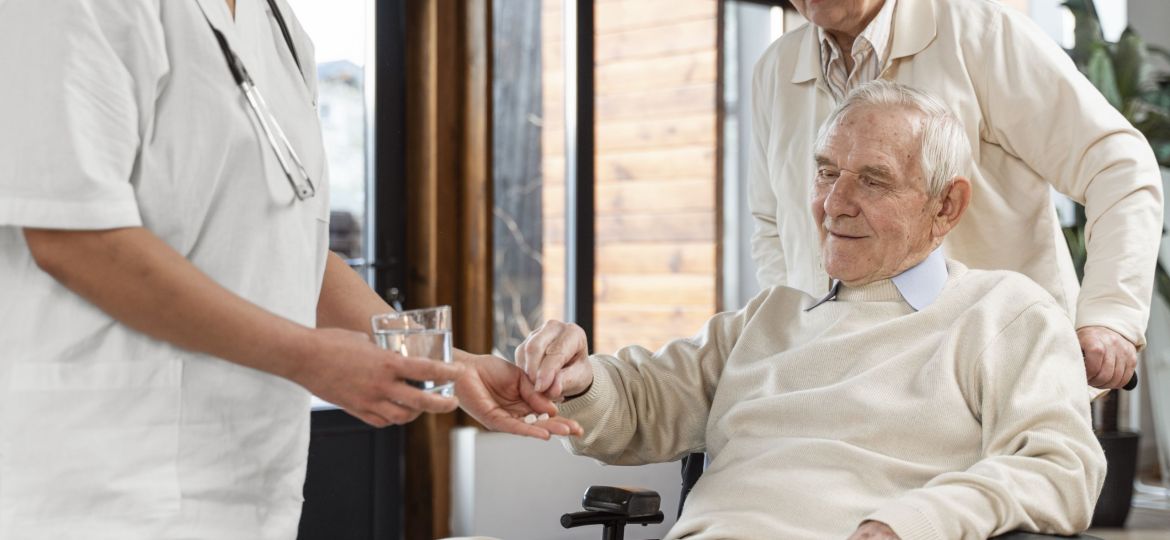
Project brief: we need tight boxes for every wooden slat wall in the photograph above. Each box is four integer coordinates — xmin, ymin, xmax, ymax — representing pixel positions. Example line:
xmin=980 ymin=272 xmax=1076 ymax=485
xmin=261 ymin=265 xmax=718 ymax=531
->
xmin=542 ymin=0 xmax=719 ymax=354
xmin=404 ymin=0 xmax=492 ymax=537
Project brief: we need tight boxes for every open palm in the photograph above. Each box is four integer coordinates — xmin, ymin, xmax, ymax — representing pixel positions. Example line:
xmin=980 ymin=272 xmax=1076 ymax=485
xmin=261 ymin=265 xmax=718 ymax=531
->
xmin=455 ymin=352 xmax=583 ymax=440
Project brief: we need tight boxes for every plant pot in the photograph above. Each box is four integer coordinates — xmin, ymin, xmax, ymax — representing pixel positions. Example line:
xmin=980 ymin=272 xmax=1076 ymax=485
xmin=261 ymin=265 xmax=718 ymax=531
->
xmin=1091 ymin=431 xmax=1140 ymax=527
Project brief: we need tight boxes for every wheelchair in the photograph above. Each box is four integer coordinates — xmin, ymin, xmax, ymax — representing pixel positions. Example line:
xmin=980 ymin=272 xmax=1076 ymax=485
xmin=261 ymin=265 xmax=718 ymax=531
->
xmin=561 ymin=453 xmax=1104 ymax=540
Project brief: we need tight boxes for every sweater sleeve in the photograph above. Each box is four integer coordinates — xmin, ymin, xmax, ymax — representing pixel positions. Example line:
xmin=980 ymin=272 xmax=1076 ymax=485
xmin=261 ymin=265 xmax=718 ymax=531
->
xmin=866 ymin=300 xmax=1107 ymax=540
xmin=558 ymin=292 xmax=771 ymax=465
xmin=978 ymin=6 xmax=1163 ymax=346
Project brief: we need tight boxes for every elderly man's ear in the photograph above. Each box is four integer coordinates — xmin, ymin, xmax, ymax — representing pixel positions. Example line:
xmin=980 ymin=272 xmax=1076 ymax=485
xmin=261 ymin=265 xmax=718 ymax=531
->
xmin=931 ymin=177 xmax=972 ymax=239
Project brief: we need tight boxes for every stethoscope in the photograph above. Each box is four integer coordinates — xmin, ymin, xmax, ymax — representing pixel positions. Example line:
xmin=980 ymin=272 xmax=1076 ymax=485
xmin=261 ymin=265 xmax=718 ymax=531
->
xmin=198 ymin=0 xmax=316 ymax=201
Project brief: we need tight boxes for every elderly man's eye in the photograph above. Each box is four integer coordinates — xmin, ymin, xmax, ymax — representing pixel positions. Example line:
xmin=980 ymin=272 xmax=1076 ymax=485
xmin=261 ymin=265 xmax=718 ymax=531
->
xmin=817 ymin=168 xmax=839 ymax=180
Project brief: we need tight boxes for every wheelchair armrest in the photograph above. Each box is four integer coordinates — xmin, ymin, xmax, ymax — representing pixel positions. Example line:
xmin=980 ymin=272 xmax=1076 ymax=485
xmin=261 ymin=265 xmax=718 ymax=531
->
xmin=580 ymin=486 xmax=661 ymax=517
xmin=561 ymin=486 xmax=665 ymax=539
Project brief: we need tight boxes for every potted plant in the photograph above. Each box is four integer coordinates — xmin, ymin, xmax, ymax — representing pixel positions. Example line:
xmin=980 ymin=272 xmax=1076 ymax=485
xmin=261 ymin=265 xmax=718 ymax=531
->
xmin=1061 ymin=0 xmax=1170 ymax=527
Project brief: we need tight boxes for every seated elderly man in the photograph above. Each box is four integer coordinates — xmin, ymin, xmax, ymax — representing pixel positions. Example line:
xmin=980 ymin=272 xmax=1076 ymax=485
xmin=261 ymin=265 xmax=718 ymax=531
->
xmin=509 ymin=81 xmax=1106 ymax=540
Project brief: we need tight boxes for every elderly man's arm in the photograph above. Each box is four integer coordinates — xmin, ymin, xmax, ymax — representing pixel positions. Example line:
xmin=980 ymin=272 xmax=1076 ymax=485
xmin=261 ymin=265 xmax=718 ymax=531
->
xmin=865 ymin=300 xmax=1106 ymax=539
xmin=978 ymin=7 xmax=1163 ymax=387
xmin=555 ymin=293 xmax=770 ymax=465
xmin=748 ymin=58 xmax=790 ymax=289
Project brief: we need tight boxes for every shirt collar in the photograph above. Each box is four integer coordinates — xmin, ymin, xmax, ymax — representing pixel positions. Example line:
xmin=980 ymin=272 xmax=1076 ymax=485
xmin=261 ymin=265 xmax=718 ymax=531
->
xmin=816 ymin=0 xmax=897 ymax=73
xmin=805 ymin=247 xmax=948 ymax=312
xmin=890 ymin=247 xmax=948 ymax=311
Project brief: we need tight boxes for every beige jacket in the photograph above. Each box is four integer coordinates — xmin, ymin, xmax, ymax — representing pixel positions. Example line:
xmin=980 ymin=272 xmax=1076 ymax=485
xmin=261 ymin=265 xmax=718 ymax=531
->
xmin=749 ymin=0 xmax=1163 ymax=345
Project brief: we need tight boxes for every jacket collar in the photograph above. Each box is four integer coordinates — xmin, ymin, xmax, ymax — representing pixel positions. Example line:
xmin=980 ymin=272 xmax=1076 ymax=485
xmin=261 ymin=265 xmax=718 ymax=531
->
xmin=791 ymin=0 xmax=937 ymax=84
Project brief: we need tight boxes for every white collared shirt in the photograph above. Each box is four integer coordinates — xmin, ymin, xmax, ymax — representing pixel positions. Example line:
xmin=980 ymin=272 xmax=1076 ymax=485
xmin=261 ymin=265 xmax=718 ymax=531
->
xmin=806 ymin=248 xmax=948 ymax=312
xmin=818 ymin=0 xmax=897 ymax=101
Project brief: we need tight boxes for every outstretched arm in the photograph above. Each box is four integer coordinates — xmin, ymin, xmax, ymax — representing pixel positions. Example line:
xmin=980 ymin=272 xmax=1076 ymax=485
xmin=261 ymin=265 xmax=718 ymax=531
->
xmin=516 ymin=292 xmax=771 ymax=465
xmin=23 ymin=227 xmax=462 ymax=427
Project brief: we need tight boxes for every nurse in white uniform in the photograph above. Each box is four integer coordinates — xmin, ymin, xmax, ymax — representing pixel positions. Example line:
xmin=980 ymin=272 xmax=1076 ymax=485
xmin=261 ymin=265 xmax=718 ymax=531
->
xmin=0 ymin=1 xmax=466 ymax=538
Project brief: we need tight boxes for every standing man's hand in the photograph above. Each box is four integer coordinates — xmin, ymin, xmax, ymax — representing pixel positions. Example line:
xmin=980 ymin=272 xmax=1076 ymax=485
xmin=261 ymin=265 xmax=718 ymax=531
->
xmin=454 ymin=351 xmax=583 ymax=439
xmin=290 ymin=328 xmax=464 ymax=427
xmin=1078 ymin=326 xmax=1137 ymax=389
xmin=847 ymin=521 xmax=900 ymax=540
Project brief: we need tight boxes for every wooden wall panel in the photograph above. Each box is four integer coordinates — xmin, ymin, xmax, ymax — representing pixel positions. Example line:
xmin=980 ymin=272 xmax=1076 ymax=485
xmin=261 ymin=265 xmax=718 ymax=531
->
xmin=541 ymin=0 xmax=719 ymax=355
xmin=544 ymin=178 xmax=716 ymax=216
xmin=545 ymin=242 xmax=717 ymax=275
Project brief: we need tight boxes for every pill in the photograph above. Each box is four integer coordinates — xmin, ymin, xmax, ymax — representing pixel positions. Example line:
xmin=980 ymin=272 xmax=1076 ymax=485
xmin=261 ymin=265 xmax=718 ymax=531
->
xmin=523 ymin=413 xmax=537 ymax=424
xmin=538 ymin=413 xmax=550 ymax=421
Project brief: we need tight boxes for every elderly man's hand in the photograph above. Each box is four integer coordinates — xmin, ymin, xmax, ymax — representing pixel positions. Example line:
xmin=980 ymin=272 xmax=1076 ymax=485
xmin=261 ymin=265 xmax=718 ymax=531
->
xmin=847 ymin=521 xmax=900 ymax=540
xmin=454 ymin=351 xmax=583 ymax=440
xmin=515 ymin=320 xmax=593 ymax=401
xmin=1079 ymin=326 xmax=1137 ymax=389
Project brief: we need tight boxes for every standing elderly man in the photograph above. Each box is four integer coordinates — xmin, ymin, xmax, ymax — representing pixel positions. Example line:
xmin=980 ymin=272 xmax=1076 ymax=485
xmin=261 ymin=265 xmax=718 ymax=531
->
xmin=507 ymin=82 xmax=1106 ymax=540
xmin=750 ymin=0 xmax=1163 ymax=390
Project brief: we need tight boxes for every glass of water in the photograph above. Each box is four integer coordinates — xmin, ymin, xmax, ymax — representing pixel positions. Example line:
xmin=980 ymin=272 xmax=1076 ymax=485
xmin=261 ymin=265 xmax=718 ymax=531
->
xmin=371 ymin=305 xmax=454 ymax=397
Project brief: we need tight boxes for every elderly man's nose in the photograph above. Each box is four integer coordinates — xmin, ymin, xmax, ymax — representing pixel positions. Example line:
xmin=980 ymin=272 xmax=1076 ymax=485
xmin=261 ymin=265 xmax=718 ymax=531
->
xmin=823 ymin=177 xmax=860 ymax=217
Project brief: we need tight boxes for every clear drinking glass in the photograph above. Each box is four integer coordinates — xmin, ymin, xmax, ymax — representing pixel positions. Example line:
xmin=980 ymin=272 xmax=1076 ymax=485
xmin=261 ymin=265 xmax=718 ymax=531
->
xmin=371 ymin=305 xmax=454 ymax=397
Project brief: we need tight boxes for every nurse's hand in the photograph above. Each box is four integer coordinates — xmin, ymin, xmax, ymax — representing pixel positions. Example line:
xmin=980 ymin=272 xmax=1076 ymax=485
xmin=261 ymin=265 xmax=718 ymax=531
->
xmin=454 ymin=351 xmax=583 ymax=440
xmin=292 ymin=328 xmax=465 ymax=427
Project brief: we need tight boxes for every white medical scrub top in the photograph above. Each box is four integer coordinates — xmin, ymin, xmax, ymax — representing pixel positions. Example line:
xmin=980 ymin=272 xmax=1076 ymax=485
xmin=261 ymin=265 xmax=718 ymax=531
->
xmin=0 ymin=1 xmax=329 ymax=538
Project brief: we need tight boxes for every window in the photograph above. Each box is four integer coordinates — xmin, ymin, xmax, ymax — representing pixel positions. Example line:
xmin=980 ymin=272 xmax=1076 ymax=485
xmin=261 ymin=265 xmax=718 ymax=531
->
xmin=286 ymin=0 xmax=372 ymax=267
xmin=492 ymin=0 xmax=567 ymax=359
xmin=493 ymin=0 xmax=724 ymax=359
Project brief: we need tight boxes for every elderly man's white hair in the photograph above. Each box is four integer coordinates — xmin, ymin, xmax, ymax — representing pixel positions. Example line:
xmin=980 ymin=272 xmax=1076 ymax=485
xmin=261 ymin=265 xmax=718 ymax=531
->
xmin=814 ymin=80 xmax=971 ymax=197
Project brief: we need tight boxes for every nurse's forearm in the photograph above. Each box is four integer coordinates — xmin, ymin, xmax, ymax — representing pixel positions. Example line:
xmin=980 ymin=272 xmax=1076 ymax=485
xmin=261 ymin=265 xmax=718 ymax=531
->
xmin=22 ymin=226 xmax=313 ymax=381
xmin=316 ymin=251 xmax=393 ymax=333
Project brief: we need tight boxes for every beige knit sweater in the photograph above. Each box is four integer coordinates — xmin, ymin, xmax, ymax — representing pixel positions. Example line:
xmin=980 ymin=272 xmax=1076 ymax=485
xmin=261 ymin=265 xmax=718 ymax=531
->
xmin=559 ymin=261 xmax=1106 ymax=540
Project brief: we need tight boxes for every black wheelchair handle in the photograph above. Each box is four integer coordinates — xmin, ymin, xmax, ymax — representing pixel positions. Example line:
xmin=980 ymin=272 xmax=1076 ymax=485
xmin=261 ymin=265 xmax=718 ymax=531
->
xmin=1123 ymin=372 xmax=1138 ymax=391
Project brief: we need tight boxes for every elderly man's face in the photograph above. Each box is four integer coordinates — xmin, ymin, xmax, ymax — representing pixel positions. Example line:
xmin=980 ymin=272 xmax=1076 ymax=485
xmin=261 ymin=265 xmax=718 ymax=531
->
xmin=788 ymin=0 xmax=887 ymax=37
xmin=812 ymin=105 xmax=941 ymax=286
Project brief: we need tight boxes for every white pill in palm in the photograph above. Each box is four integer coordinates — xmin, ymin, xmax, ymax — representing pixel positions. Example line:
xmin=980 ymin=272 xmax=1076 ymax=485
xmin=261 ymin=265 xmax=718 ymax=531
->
xmin=523 ymin=413 xmax=537 ymax=424
xmin=538 ymin=413 xmax=550 ymax=421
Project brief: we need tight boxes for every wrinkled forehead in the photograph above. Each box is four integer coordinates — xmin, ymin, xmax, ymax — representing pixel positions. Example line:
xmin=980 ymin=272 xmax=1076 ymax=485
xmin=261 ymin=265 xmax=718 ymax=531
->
xmin=817 ymin=105 xmax=924 ymax=173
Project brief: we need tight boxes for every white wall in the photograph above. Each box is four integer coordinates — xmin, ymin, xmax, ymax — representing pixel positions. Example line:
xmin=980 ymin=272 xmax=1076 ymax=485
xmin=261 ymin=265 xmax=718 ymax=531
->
xmin=450 ymin=428 xmax=683 ymax=540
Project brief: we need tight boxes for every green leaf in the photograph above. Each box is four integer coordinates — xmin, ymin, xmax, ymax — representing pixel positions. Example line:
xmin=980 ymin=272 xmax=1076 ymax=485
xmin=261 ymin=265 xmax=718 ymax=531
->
xmin=1114 ymin=28 xmax=1151 ymax=103
xmin=1153 ymin=142 xmax=1170 ymax=168
xmin=1064 ymin=0 xmax=1105 ymax=66
xmin=1063 ymin=225 xmax=1088 ymax=280
xmin=1148 ymin=44 xmax=1170 ymax=65
xmin=1086 ymin=45 xmax=1124 ymax=110
xmin=1143 ymin=87 xmax=1170 ymax=110
xmin=1135 ymin=108 xmax=1170 ymax=150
